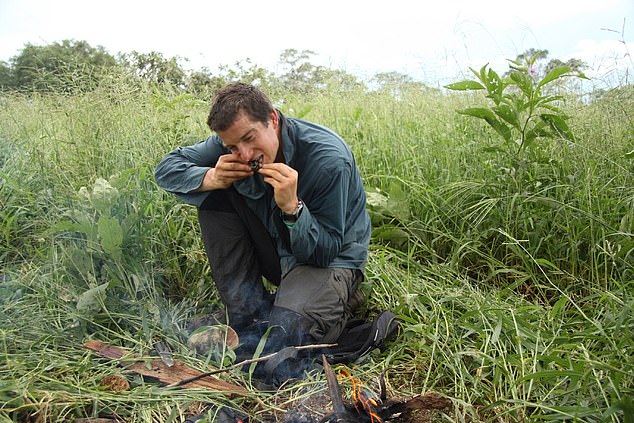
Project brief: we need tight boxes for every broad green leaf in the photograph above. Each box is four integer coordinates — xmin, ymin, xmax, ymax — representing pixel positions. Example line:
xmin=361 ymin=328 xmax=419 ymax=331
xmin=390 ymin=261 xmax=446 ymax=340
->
xmin=76 ymin=282 xmax=109 ymax=315
xmin=524 ymin=120 xmax=549 ymax=144
xmin=98 ymin=216 xmax=123 ymax=260
xmin=539 ymin=103 xmax=566 ymax=116
xmin=470 ymin=64 xmax=489 ymax=85
xmin=51 ymin=211 xmax=98 ymax=242
xmin=534 ymin=258 xmax=559 ymax=270
xmin=484 ymin=69 xmax=508 ymax=105
xmin=493 ymin=104 xmax=520 ymax=129
xmin=444 ymin=80 xmax=485 ymax=91
xmin=460 ymin=108 xmax=512 ymax=142
xmin=387 ymin=181 xmax=411 ymax=222
xmin=577 ymin=71 xmax=590 ymax=80
xmin=374 ymin=226 xmax=410 ymax=247
xmin=536 ymin=95 xmax=565 ymax=106
xmin=459 ymin=107 xmax=497 ymax=120
xmin=506 ymin=59 xmax=526 ymax=72
xmin=47 ymin=220 xmax=86 ymax=235
xmin=88 ymin=178 xmax=119 ymax=215
xmin=478 ymin=64 xmax=487 ymax=82
xmin=510 ymin=72 xmax=533 ymax=97
xmin=486 ymin=67 xmax=501 ymax=82
xmin=541 ymin=113 xmax=575 ymax=141
xmin=523 ymin=130 xmax=538 ymax=149
xmin=537 ymin=65 xmax=571 ymax=89
xmin=365 ymin=190 xmax=389 ymax=209
xmin=550 ymin=296 xmax=568 ymax=320
xmin=488 ymin=119 xmax=512 ymax=142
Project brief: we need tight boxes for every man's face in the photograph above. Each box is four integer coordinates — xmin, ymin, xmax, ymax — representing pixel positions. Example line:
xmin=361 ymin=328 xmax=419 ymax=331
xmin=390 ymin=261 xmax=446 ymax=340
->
xmin=217 ymin=110 xmax=280 ymax=166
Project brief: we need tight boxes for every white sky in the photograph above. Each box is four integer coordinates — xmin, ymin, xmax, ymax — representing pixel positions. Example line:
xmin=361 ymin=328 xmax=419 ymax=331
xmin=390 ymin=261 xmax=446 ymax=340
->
xmin=0 ymin=0 xmax=632 ymax=88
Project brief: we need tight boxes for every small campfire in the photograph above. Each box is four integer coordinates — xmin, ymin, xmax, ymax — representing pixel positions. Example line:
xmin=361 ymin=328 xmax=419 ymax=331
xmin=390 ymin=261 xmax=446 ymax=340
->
xmin=316 ymin=355 xmax=450 ymax=423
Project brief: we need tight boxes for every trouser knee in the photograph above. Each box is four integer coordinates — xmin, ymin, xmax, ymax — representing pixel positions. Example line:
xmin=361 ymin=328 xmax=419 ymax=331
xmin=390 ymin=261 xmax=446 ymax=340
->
xmin=273 ymin=266 xmax=364 ymax=342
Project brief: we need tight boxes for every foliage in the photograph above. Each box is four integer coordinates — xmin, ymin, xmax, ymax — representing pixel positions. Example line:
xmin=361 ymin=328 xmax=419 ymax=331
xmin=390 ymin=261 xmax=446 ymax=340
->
xmin=274 ymin=49 xmax=365 ymax=94
xmin=8 ymin=39 xmax=117 ymax=92
xmin=0 ymin=40 xmax=369 ymax=97
xmin=277 ymin=48 xmax=321 ymax=92
xmin=0 ymin=61 xmax=13 ymax=89
xmin=118 ymin=50 xmax=187 ymax=87
xmin=0 ymin=57 xmax=632 ymax=422
xmin=372 ymin=71 xmax=428 ymax=97
xmin=445 ymin=59 xmax=587 ymax=155
xmin=191 ymin=58 xmax=274 ymax=94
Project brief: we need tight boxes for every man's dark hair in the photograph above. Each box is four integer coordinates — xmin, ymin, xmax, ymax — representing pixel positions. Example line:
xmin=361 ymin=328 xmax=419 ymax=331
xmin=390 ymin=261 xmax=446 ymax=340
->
xmin=207 ymin=83 xmax=274 ymax=132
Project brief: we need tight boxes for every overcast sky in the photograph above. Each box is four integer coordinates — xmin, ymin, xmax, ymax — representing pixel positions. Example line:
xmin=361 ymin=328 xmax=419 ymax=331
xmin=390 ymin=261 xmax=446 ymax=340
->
xmin=0 ymin=0 xmax=632 ymax=88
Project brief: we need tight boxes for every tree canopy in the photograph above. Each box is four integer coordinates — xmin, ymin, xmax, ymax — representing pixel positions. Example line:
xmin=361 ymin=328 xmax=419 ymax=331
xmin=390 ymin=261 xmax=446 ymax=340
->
xmin=8 ymin=39 xmax=117 ymax=91
xmin=1 ymin=39 xmax=596 ymax=96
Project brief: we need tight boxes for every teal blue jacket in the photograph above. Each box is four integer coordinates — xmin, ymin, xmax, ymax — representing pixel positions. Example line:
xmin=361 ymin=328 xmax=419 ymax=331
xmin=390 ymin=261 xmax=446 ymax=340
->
xmin=155 ymin=112 xmax=371 ymax=276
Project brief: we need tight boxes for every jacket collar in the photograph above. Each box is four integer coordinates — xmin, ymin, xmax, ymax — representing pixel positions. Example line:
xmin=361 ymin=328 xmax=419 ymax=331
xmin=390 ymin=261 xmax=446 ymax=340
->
xmin=278 ymin=110 xmax=296 ymax=168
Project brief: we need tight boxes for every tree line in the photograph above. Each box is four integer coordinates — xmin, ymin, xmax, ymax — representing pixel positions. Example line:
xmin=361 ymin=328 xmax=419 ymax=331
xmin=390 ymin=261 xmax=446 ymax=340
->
xmin=0 ymin=39 xmax=426 ymax=95
xmin=0 ymin=40 xmax=587 ymax=96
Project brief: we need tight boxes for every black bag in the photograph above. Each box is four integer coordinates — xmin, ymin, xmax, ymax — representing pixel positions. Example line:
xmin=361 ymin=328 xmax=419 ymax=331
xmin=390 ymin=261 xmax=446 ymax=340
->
xmin=259 ymin=310 xmax=401 ymax=387
xmin=324 ymin=310 xmax=401 ymax=364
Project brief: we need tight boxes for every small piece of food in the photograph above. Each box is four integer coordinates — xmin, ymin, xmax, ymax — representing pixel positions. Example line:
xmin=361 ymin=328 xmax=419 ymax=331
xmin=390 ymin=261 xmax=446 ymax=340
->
xmin=248 ymin=155 xmax=263 ymax=172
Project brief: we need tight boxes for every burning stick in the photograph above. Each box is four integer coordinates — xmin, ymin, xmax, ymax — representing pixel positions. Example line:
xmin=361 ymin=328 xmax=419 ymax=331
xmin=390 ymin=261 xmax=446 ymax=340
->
xmin=321 ymin=354 xmax=383 ymax=422
xmin=322 ymin=354 xmax=348 ymax=417
xmin=319 ymin=355 xmax=451 ymax=423
xmin=342 ymin=370 xmax=382 ymax=423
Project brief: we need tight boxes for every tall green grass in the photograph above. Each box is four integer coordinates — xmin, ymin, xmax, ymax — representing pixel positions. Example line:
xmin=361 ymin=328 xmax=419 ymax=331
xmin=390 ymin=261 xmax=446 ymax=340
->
xmin=0 ymin=78 xmax=632 ymax=421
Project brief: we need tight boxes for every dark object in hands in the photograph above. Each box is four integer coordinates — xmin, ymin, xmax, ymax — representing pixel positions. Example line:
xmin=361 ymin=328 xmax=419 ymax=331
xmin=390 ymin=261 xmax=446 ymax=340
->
xmin=248 ymin=156 xmax=263 ymax=172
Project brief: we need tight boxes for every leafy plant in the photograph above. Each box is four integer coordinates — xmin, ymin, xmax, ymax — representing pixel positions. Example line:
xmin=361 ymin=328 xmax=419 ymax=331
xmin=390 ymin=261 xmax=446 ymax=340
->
xmin=366 ymin=183 xmax=412 ymax=250
xmin=445 ymin=56 xmax=588 ymax=155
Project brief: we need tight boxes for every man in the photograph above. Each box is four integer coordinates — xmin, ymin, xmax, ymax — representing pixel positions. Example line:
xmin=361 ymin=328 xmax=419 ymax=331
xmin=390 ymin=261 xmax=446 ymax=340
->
xmin=155 ymin=83 xmax=371 ymax=382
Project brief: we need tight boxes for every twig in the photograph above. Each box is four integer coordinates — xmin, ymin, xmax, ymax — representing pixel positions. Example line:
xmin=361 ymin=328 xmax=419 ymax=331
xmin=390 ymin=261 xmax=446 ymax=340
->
xmin=167 ymin=343 xmax=337 ymax=388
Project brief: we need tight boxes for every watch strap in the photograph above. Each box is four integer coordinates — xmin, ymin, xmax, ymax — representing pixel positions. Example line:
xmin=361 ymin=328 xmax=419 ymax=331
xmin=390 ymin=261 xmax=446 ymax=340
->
xmin=281 ymin=200 xmax=303 ymax=223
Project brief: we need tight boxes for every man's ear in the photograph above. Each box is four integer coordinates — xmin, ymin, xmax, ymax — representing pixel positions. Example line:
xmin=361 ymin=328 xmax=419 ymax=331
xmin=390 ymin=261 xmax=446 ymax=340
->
xmin=270 ymin=110 xmax=279 ymax=129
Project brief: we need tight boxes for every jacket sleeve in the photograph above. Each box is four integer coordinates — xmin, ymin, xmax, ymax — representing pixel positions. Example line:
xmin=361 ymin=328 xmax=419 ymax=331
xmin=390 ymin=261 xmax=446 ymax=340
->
xmin=289 ymin=160 xmax=351 ymax=267
xmin=154 ymin=136 xmax=226 ymax=206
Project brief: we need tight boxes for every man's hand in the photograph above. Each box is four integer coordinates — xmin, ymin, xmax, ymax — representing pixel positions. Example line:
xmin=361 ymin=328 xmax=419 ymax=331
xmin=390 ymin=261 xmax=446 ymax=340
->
xmin=258 ymin=163 xmax=299 ymax=213
xmin=197 ymin=154 xmax=252 ymax=191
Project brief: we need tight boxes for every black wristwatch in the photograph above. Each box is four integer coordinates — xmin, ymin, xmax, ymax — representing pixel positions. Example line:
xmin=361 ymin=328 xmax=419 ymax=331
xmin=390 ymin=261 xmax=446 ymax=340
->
xmin=281 ymin=200 xmax=304 ymax=223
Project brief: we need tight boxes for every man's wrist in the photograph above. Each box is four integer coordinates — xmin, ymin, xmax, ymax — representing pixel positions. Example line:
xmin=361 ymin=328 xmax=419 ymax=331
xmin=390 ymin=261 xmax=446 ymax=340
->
xmin=281 ymin=199 xmax=303 ymax=223
xmin=281 ymin=199 xmax=299 ymax=215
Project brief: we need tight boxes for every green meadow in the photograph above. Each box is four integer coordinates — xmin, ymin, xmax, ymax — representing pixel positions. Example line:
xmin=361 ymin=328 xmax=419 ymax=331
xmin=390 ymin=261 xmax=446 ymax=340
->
xmin=0 ymin=67 xmax=632 ymax=422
